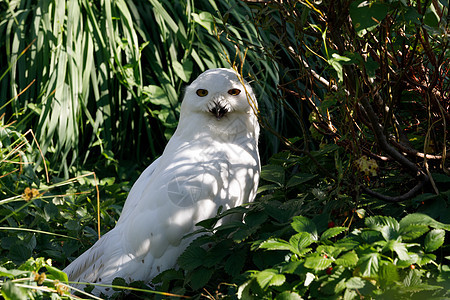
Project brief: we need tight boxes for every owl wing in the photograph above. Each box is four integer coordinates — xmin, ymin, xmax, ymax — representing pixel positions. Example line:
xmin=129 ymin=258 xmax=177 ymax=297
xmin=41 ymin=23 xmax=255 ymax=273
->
xmin=117 ymin=157 xmax=161 ymax=223
xmin=63 ymin=157 xmax=162 ymax=293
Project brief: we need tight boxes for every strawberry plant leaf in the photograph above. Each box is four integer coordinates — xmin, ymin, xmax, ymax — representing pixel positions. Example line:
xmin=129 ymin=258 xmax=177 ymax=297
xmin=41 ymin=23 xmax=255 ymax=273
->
xmin=378 ymin=262 xmax=399 ymax=288
xmin=286 ymin=173 xmax=317 ymax=188
xmin=424 ymin=229 xmax=445 ymax=253
xmin=399 ymin=224 xmax=429 ymax=241
xmin=399 ymin=213 xmax=450 ymax=231
xmin=224 ymin=248 xmax=247 ymax=277
xmin=256 ymin=269 xmax=286 ymax=289
xmin=258 ymin=238 xmax=292 ymax=251
xmin=382 ymin=240 xmax=410 ymax=261
xmin=365 ymin=216 xmax=400 ymax=241
xmin=292 ymin=216 xmax=318 ymax=240
xmin=177 ymin=245 xmax=207 ymax=271
xmin=289 ymin=232 xmax=314 ymax=256
xmin=345 ymin=276 xmax=365 ymax=289
xmin=357 ymin=252 xmax=380 ymax=277
xmin=335 ymin=251 xmax=358 ymax=267
xmin=320 ymin=226 xmax=347 ymax=241
xmin=189 ymin=267 xmax=214 ymax=290
xmin=274 ymin=291 xmax=303 ymax=300
xmin=304 ymin=255 xmax=332 ymax=271
xmin=261 ymin=165 xmax=285 ymax=186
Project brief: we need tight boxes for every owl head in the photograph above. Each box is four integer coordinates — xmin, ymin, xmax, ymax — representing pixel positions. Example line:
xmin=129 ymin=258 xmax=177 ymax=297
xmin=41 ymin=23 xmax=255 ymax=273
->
xmin=180 ymin=68 xmax=258 ymax=121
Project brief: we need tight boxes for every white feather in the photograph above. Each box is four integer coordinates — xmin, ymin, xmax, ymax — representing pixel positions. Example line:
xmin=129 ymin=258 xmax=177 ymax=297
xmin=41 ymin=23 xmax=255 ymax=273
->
xmin=63 ymin=68 xmax=260 ymax=295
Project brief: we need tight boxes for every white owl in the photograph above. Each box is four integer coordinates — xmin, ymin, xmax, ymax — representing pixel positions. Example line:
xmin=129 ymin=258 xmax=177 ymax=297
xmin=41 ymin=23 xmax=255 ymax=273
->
xmin=63 ymin=68 xmax=261 ymax=296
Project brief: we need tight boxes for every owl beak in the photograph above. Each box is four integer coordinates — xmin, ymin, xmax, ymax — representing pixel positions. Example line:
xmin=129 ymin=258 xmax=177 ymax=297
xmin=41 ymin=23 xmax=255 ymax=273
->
xmin=209 ymin=101 xmax=228 ymax=120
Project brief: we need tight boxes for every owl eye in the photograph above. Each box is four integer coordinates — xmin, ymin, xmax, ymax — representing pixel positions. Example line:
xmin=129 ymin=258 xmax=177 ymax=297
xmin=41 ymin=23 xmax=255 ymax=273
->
xmin=196 ymin=89 xmax=208 ymax=97
xmin=228 ymin=88 xmax=241 ymax=96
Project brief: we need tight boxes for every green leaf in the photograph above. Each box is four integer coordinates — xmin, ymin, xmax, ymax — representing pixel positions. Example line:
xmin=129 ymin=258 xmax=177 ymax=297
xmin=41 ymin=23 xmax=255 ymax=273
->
xmin=112 ymin=277 xmax=127 ymax=291
xmin=359 ymin=230 xmax=382 ymax=244
xmin=289 ymin=232 xmax=314 ymax=256
xmin=256 ymin=269 xmax=286 ymax=289
xmin=0 ymin=267 xmax=29 ymax=279
xmin=403 ymin=7 xmax=422 ymax=24
xmin=172 ymin=59 xmax=193 ymax=82
xmin=177 ymin=245 xmax=207 ymax=271
xmin=383 ymin=240 xmax=410 ymax=261
xmin=424 ymin=229 xmax=445 ymax=252
xmin=281 ymin=261 xmax=307 ymax=275
xmin=349 ymin=0 xmax=389 ymax=36
xmin=397 ymin=253 xmax=419 ymax=267
xmin=432 ymin=173 xmax=450 ymax=183
xmin=195 ymin=216 xmax=219 ymax=230
xmin=335 ymin=251 xmax=358 ymax=267
xmin=260 ymin=164 xmax=285 ymax=186
xmin=43 ymin=202 xmax=59 ymax=221
xmin=304 ymin=255 xmax=332 ymax=271
xmin=275 ymin=291 xmax=304 ymax=300
xmin=345 ymin=276 xmax=365 ymax=289
xmin=237 ymin=280 xmax=252 ymax=299
xmin=357 ymin=252 xmax=380 ymax=277
xmin=417 ymin=252 xmax=436 ymax=265
xmin=245 ymin=211 xmax=268 ymax=227
xmin=258 ymin=238 xmax=292 ymax=251
xmin=328 ymin=53 xmax=352 ymax=82
xmin=203 ymin=241 xmax=231 ymax=267
xmin=192 ymin=11 xmax=216 ymax=34
xmin=224 ymin=249 xmax=247 ymax=277
xmin=335 ymin=237 xmax=361 ymax=251
xmin=403 ymin=269 xmax=422 ymax=287
xmin=343 ymin=289 xmax=358 ymax=299
xmin=424 ymin=5 xmax=440 ymax=28
xmin=378 ymin=262 xmax=400 ymax=288
xmin=257 ymin=183 xmax=281 ymax=193
xmin=1 ymin=280 xmax=28 ymax=300
xmin=320 ymin=226 xmax=347 ymax=241
xmin=400 ymin=213 xmax=450 ymax=231
xmin=143 ymin=85 xmax=170 ymax=106
xmin=399 ymin=224 xmax=430 ymax=241
xmin=189 ymin=267 xmax=214 ymax=290
xmin=292 ymin=216 xmax=318 ymax=240
xmin=45 ymin=265 xmax=68 ymax=282
xmin=286 ymin=173 xmax=317 ymax=188
xmin=365 ymin=216 xmax=400 ymax=241
xmin=64 ymin=220 xmax=81 ymax=231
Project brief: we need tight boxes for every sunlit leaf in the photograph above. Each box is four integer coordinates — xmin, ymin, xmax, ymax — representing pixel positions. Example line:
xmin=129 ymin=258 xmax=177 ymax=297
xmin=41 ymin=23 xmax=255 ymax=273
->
xmin=1 ymin=280 xmax=28 ymax=300
xmin=378 ymin=262 xmax=399 ymax=288
xmin=365 ymin=216 xmax=400 ymax=241
xmin=424 ymin=229 xmax=445 ymax=252
xmin=304 ymin=255 xmax=332 ymax=271
xmin=335 ymin=251 xmax=358 ymax=267
xmin=357 ymin=252 xmax=380 ymax=277
xmin=399 ymin=224 xmax=429 ymax=241
xmin=275 ymin=291 xmax=304 ymax=300
xmin=258 ymin=238 xmax=292 ymax=251
xmin=292 ymin=216 xmax=318 ymax=240
xmin=320 ymin=226 xmax=347 ymax=241
xmin=345 ymin=276 xmax=365 ymax=289
xmin=400 ymin=214 xmax=450 ymax=231
xmin=256 ymin=269 xmax=286 ymax=289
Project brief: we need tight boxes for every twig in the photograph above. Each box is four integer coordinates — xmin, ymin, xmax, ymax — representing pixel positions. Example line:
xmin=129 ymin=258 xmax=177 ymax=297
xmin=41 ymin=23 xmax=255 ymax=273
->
xmin=359 ymin=95 xmax=429 ymax=201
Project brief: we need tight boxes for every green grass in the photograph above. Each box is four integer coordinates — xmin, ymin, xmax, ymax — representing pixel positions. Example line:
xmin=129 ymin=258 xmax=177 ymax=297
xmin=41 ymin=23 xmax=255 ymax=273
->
xmin=0 ymin=0 xmax=281 ymax=180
